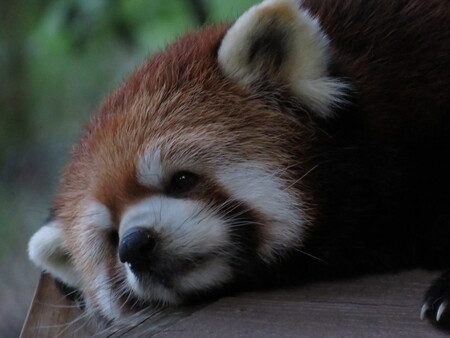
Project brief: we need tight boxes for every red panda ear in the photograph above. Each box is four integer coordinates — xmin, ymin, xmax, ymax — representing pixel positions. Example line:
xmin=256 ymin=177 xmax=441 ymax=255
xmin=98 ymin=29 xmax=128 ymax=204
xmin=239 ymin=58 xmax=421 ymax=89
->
xmin=28 ymin=221 xmax=81 ymax=288
xmin=218 ymin=0 xmax=347 ymax=118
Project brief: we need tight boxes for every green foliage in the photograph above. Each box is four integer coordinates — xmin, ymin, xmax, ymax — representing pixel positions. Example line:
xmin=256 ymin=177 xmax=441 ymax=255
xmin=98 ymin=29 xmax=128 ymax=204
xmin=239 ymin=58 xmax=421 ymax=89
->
xmin=206 ymin=0 xmax=260 ymax=20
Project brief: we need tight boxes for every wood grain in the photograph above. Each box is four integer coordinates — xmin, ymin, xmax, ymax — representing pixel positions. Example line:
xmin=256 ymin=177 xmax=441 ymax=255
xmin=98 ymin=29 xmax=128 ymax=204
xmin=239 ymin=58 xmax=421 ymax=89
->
xmin=20 ymin=273 xmax=96 ymax=338
xmin=154 ymin=270 xmax=448 ymax=338
xmin=21 ymin=270 xmax=448 ymax=337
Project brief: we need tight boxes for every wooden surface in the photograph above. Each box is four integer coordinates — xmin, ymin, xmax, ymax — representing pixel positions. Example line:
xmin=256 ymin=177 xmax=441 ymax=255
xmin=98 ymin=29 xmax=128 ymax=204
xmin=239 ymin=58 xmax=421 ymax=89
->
xmin=20 ymin=273 xmax=96 ymax=337
xmin=21 ymin=270 xmax=448 ymax=337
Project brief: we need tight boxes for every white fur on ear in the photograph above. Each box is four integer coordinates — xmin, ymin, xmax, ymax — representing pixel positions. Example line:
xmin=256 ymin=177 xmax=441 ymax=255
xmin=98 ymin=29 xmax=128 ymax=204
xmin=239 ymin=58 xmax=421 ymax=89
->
xmin=218 ymin=0 xmax=347 ymax=118
xmin=28 ymin=221 xmax=81 ymax=288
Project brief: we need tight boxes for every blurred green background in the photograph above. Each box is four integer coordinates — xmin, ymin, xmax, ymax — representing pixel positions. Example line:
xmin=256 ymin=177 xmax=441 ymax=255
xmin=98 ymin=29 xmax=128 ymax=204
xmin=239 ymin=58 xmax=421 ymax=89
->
xmin=0 ymin=0 xmax=258 ymax=335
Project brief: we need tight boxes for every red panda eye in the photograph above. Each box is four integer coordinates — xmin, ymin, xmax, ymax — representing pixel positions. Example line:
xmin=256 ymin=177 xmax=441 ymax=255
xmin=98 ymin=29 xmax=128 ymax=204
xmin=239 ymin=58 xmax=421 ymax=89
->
xmin=167 ymin=171 xmax=199 ymax=196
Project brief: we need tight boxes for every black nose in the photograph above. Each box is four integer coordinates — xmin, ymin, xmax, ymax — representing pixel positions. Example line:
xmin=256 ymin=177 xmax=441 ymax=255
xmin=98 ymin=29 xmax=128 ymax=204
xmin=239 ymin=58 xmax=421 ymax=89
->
xmin=118 ymin=227 xmax=157 ymax=273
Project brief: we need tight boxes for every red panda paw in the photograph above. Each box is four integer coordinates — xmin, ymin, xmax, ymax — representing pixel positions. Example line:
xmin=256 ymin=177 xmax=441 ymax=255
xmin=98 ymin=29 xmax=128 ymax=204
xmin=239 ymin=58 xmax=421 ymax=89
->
xmin=421 ymin=271 xmax=450 ymax=328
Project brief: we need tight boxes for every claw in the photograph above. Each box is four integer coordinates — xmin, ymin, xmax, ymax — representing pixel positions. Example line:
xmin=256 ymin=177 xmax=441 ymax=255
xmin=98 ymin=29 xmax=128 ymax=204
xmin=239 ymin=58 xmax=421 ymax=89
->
xmin=437 ymin=301 xmax=448 ymax=322
xmin=420 ymin=302 xmax=429 ymax=320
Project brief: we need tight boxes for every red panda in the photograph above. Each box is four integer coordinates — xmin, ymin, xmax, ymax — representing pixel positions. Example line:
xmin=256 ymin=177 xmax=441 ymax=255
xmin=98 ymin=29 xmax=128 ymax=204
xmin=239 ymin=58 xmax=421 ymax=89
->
xmin=28 ymin=0 xmax=450 ymax=326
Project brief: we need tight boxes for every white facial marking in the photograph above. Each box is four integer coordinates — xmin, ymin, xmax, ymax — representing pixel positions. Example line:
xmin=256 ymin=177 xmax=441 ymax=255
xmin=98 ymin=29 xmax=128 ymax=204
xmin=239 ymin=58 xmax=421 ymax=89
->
xmin=177 ymin=257 xmax=233 ymax=294
xmin=137 ymin=148 xmax=164 ymax=188
xmin=83 ymin=201 xmax=112 ymax=230
xmin=125 ymin=265 xmax=180 ymax=305
xmin=76 ymin=200 xmax=113 ymax=262
xmin=120 ymin=197 xmax=229 ymax=255
xmin=216 ymin=162 xmax=305 ymax=261
xmin=120 ymin=196 xmax=232 ymax=302
xmin=93 ymin=268 xmax=123 ymax=320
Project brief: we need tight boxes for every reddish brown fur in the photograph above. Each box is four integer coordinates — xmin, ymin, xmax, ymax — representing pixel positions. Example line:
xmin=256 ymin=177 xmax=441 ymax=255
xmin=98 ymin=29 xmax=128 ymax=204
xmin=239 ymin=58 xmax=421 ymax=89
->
xmin=53 ymin=25 xmax=317 ymax=299
xmin=39 ymin=0 xmax=450 ymax=324
xmin=303 ymin=0 xmax=450 ymax=142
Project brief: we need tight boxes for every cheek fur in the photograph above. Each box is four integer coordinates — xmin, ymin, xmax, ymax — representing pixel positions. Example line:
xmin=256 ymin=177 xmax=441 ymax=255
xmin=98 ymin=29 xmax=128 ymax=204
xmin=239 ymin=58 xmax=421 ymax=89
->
xmin=176 ymin=257 xmax=233 ymax=294
xmin=66 ymin=201 xmax=126 ymax=318
xmin=91 ymin=267 xmax=123 ymax=320
xmin=215 ymin=162 xmax=307 ymax=261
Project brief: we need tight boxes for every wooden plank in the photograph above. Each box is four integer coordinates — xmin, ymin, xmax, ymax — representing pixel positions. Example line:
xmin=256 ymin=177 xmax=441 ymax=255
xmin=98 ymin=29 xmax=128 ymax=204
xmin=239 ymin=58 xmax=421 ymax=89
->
xmin=21 ymin=270 xmax=449 ymax=337
xmin=20 ymin=273 xmax=96 ymax=338
xmin=154 ymin=270 xmax=447 ymax=338
xmin=19 ymin=273 xmax=201 ymax=337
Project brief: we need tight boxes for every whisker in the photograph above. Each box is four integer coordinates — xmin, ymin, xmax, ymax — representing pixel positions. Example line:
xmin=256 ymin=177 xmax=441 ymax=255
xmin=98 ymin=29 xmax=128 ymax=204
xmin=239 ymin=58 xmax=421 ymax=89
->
xmin=33 ymin=301 xmax=83 ymax=309
xmin=295 ymin=248 xmax=328 ymax=264
xmin=284 ymin=163 xmax=320 ymax=191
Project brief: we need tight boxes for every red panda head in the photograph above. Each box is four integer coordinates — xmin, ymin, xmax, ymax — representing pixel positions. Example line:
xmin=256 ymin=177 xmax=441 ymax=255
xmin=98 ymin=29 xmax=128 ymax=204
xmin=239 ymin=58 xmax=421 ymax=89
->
xmin=28 ymin=0 xmax=346 ymax=320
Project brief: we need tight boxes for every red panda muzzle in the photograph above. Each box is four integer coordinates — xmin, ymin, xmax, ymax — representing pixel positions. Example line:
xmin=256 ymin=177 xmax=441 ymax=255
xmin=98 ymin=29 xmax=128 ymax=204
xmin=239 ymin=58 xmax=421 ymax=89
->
xmin=119 ymin=227 xmax=158 ymax=273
